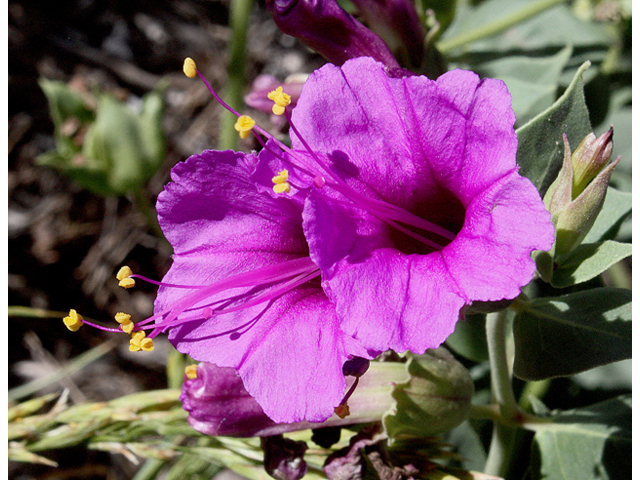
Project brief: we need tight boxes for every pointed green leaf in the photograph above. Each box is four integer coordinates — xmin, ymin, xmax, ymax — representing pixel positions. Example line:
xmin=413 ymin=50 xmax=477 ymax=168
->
xmin=530 ymin=395 xmax=631 ymax=480
xmin=513 ymin=288 xmax=631 ymax=380
xmin=515 ymin=62 xmax=593 ymax=196
xmin=552 ymin=240 xmax=632 ymax=288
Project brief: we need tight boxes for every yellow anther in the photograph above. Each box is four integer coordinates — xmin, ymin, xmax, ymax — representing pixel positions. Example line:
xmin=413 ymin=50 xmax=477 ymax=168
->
xmin=267 ymin=87 xmax=291 ymax=115
xmin=185 ymin=365 xmax=198 ymax=380
xmin=115 ymin=313 xmax=135 ymax=334
xmin=129 ymin=330 xmax=146 ymax=352
xmin=273 ymin=182 xmax=291 ymax=194
xmin=234 ymin=115 xmax=256 ymax=139
xmin=131 ymin=331 xmax=146 ymax=341
xmin=140 ymin=338 xmax=154 ymax=352
xmin=116 ymin=266 xmax=133 ymax=281
xmin=114 ymin=312 xmax=131 ymax=324
xmin=121 ymin=322 xmax=134 ymax=334
xmin=63 ymin=309 xmax=84 ymax=332
xmin=271 ymin=169 xmax=289 ymax=184
xmin=183 ymin=57 xmax=197 ymax=78
xmin=119 ymin=278 xmax=136 ymax=289
xmin=272 ymin=169 xmax=291 ymax=194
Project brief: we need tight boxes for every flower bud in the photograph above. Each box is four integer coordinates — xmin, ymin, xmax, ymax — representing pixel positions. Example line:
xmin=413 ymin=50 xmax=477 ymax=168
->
xmin=383 ymin=348 xmax=474 ymax=438
xmin=543 ymin=131 xmax=620 ymax=259
xmin=571 ymin=127 xmax=614 ymax=197
xmin=265 ymin=0 xmax=400 ymax=68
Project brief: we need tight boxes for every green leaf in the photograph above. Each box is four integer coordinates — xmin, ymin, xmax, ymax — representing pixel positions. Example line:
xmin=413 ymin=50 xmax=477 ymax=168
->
xmin=475 ymin=46 xmax=572 ymax=125
xmin=513 ymin=288 xmax=631 ymax=380
xmin=583 ymin=188 xmax=632 ymax=243
xmin=516 ymin=62 xmax=593 ymax=196
xmin=530 ymin=395 xmax=631 ymax=480
xmin=38 ymin=78 xmax=94 ymax=127
xmin=552 ymin=240 xmax=632 ymax=288
xmin=445 ymin=312 xmax=488 ymax=363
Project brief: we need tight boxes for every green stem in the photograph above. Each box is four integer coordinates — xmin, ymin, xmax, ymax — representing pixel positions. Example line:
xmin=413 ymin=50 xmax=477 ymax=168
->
xmin=484 ymin=309 xmax=518 ymax=477
xmin=437 ymin=0 xmax=566 ymax=53
xmin=218 ymin=0 xmax=254 ymax=151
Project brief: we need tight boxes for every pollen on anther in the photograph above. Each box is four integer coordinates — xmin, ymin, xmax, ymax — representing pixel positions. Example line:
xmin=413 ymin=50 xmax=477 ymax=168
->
xmin=63 ymin=309 xmax=84 ymax=332
xmin=234 ymin=115 xmax=255 ymax=139
xmin=115 ymin=312 xmax=134 ymax=334
xmin=183 ymin=57 xmax=197 ymax=78
xmin=185 ymin=365 xmax=198 ymax=379
xmin=267 ymin=86 xmax=291 ymax=116
xmin=116 ymin=266 xmax=135 ymax=289
xmin=272 ymin=169 xmax=291 ymax=194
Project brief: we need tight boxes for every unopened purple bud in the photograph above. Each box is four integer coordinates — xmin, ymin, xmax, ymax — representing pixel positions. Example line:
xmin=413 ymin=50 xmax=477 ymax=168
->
xmin=350 ymin=0 xmax=426 ymax=69
xmin=571 ymin=126 xmax=615 ymax=197
xmin=265 ymin=0 xmax=400 ymax=68
xmin=262 ymin=435 xmax=308 ymax=480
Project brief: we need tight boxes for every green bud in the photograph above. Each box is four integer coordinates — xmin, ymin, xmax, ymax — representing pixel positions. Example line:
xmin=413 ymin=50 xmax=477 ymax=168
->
xmin=542 ymin=131 xmax=620 ymax=260
xmin=383 ymin=348 xmax=474 ymax=438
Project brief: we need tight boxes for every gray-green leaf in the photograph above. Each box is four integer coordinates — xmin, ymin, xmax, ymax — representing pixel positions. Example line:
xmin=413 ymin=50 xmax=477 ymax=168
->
xmin=515 ymin=62 xmax=593 ymax=196
xmin=530 ymin=395 xmax=631 ymax=480
xmin=552 ymin=240 xmax=632 ymax=288
xmin=513 ymin=288 xmax=631 ymax=380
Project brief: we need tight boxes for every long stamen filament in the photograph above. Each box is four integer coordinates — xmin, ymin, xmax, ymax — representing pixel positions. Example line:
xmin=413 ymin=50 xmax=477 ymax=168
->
xmin=187 ymin=59 xmax=457 ymax=248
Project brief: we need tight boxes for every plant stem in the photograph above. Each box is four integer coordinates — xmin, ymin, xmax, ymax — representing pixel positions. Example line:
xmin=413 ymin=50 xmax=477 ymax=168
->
xmin=218 ymin=0 xmax=254 ymax=151
xmin=484 ymin=309 xmax=518 ymax=477
xmin=437 ymin=0 xmax=566 ymax=54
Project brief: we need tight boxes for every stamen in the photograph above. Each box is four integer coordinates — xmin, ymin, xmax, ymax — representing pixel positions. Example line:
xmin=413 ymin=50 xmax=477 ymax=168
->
xmin=267 ymin=86 xmax=291 ymax=116
xmin=115 ymin=312 xmax=134 ymax=334
xmin=272 ymin=169 xmax=291 ymax=194
xmin=185 ymin=365 xmax=198 ymax=379
xmin=63 ymin=309 xmax=84 ymax=332
xmin=129 ymin=330 xmax=154 ymax=352
xmin=183 ymin=57 xmax=197 ymax=79
xmin=234 ymin=115 xmax=256 ymax=139
xmin=117 ymin=266 xmax=136 ymax=289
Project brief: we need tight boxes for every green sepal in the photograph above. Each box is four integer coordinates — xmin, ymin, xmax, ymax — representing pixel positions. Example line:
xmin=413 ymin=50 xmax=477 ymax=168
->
xmin=383 ymin=349 xmax=474 ymax=439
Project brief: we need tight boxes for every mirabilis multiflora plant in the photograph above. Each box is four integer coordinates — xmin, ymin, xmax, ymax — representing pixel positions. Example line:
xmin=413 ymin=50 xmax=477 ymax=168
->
xmin=66 ymin=57 xmax=554 ymax=425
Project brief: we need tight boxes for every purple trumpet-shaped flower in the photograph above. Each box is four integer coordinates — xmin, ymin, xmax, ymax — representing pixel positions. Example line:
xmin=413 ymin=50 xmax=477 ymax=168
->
xmin=265 ymin=0 xmax=400 ymax=69
xmin=150 ymin=146 xmax=371 ymax=424
xmin=276 ymin=57 xmax=555 ymax=355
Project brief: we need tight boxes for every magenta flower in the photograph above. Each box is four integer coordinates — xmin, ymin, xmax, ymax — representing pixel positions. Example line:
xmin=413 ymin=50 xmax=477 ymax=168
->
xmin=150 ymin=146 xmax=371 ymax=424
xmin=280 ymin=57 xmax=555 ymax=354
xmin=112 ymin=57 xmax=553 ymax=427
